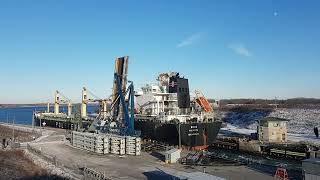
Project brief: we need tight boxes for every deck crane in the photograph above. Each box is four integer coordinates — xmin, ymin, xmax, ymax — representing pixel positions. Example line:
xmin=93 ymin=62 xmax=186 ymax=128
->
xmin=54 ymin=90 xmax=72 ymax=117
xmin=81 ymin=87 xmax=109 ymax=119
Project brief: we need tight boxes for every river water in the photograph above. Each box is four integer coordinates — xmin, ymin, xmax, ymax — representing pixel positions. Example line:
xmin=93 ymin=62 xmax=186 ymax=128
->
xmin=0 ymin=106 xmax=99 ymax=125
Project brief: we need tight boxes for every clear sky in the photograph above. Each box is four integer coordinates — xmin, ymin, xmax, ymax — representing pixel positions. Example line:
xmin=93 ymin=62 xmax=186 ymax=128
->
xmin=1 ymin=0 xmax=320 ymax=103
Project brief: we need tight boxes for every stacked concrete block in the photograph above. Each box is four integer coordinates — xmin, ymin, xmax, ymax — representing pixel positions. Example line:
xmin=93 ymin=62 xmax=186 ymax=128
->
xmin=72 ymin=131 xmax=85 ymax=149
xmin=125 ymin=136 xmax=141 ymax=155
xmin=110 ymin=136 xmax=126 ymax=155
xmin=83 ymin=133 xmax=95 ymax=152
xmin=71 ymin=131 xmax=141 ymax=156
xmin=126 ymin=136 xmax=136 ymax=155
xmin=95 ymin=134 xmax=104 ymax=154
xmin=103 ymin=135 xmax=110 ymax=154
xmin=135 ymin=137 xmax=141 ymax=156
xmin=119 ymin=138 xmax=125 ymax=155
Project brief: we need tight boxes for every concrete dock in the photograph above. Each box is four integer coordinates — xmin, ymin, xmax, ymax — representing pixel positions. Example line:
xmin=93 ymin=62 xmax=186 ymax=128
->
xmin=3 ymin=123 xmax=274 ymax=180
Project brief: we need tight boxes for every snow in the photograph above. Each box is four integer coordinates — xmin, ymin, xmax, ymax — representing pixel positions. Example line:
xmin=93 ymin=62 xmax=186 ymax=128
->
xmin=218 ymin=108 xmax=320 ymax=144
xmin=220 ymin=124 xmax=255 ymax=136
xmin=220 ymin=122 xmax=320 ymax=145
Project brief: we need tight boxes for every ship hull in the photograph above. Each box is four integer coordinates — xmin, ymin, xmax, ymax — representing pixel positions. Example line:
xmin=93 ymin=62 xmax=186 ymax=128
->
xmin=34 ymin=116 xmax=91 ymax=129
xmin=35 ymin=115 xmax=222 ymax=147
xmin=135 ymin=120 xmax=222 ymax=147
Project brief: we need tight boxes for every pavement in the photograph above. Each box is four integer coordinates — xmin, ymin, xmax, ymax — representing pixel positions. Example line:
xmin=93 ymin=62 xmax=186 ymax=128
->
xmin=6 ymin=123 xmax=275 ymax=180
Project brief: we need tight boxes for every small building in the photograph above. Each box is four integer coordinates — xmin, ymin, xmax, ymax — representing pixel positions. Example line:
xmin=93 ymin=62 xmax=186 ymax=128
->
xmin=302 ymin=158 xmax=320 ymax=180
xmin=164 ymin=148 xmax=181 ymax=164
xmin=258 ymin=117 xmax=289 ymax=143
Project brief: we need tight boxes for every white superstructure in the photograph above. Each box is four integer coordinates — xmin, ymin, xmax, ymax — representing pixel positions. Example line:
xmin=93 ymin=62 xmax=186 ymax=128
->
xmin=135 ymin=72 xmax=212 ymax=123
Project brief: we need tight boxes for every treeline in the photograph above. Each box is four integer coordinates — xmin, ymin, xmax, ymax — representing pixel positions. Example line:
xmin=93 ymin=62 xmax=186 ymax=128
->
xmin=209 ymin=98 xmax=320 ymax=105
xmin=208 ymin=98 xmax=320 ymax=110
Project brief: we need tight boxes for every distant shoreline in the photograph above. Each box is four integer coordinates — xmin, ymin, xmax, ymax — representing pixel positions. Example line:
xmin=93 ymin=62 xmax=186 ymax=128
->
xmin=0 ymin=104 xmax=83 ymax=109
xmin=0 ymin=104 xmax=46 ymax=108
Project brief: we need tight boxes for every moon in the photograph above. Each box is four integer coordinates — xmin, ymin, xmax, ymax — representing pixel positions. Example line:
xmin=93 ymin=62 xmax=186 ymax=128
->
xmin=274 ymin=12 xmax=278 ymax=17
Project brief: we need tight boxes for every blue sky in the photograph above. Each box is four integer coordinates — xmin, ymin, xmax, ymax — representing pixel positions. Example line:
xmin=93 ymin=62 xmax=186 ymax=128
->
xmin=0 ymin=0 xmax=320 ymax=103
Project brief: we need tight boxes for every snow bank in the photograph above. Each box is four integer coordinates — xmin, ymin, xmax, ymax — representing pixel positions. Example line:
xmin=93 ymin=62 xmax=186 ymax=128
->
xmin=218 ymin=108 xmax=320 ymax=135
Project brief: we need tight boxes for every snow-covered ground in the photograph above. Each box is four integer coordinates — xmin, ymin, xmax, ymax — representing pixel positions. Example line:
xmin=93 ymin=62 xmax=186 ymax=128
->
xmin=218 ymin=108 xmax=320 ymax=144
xmin=221 ymin=123 xmax=320 ymax=145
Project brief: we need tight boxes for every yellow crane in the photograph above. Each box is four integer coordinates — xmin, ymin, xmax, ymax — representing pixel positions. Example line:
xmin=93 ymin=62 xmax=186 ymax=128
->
xmin=54 ymin=90 xmax=72 ymax=116
xmin=81 ymin=87 xmax=109 ymax=119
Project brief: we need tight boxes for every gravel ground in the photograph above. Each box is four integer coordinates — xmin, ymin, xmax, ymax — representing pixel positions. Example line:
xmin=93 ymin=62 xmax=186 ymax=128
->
xmin=0 ymin=150 xmax=63 ymax=180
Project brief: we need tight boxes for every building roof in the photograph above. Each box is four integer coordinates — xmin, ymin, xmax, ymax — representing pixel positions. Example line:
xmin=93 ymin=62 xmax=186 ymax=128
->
xmin=165 ymin=148 xmax=181 ymax=155
xmin=258 ymin=117 xmax=289 ymax=123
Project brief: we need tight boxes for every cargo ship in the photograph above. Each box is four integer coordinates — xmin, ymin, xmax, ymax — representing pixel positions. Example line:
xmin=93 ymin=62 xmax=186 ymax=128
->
xmin=34 ymin=57 xmax=221 ymax=148
xmin=134 ymin=72 xmax=222 ymax=148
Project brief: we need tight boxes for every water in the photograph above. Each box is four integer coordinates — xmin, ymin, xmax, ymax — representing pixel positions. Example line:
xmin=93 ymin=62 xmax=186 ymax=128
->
xmin=0 ymin=105 xmax=99 ymax=125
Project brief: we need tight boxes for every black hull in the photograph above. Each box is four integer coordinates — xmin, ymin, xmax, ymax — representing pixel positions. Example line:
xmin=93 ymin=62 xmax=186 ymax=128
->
xmin=35 ymin=116 xmax=222 ymax=147
xmin=34 ymin=118 xmax=90 ymax=129
xmin=134 ymin=120 xmax=222 ymax=147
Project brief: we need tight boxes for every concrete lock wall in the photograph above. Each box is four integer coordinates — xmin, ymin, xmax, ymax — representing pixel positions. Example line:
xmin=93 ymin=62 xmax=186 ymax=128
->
xmin=72 ymin=131 xmax=141 ymax=156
